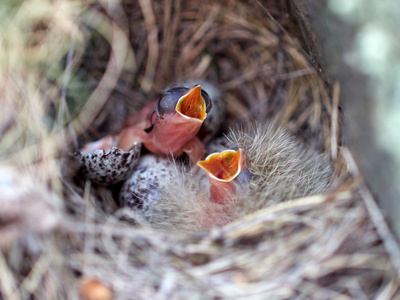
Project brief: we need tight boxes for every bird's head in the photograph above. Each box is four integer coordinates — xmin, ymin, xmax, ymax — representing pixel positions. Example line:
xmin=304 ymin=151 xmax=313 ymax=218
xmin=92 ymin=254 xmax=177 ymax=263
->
xmin=155 ymin=84 xmax=212 ymax=122
xmin=197 ymin=148 xmax=245 ymax=182
xmin=197 ymin=148 xmax=246 ymax=204
xmin=144 ymin=85 xmax=212 ymax=156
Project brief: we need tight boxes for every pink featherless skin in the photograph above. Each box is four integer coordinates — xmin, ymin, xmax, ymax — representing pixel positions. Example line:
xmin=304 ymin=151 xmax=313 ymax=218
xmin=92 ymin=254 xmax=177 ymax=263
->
xmin=81 ymin=85 xmax=211 ymax=162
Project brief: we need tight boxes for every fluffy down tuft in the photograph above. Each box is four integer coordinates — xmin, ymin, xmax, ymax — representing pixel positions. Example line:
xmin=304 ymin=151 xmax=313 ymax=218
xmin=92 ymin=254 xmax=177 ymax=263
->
xmin=227 ymin=124 xmax=332 ymax=216
xmin=120 ymin=124 xmax=332 ymax=232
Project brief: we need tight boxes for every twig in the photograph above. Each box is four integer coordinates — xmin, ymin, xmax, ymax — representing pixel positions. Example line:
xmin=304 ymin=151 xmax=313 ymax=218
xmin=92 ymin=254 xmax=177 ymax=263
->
xmin=272 ymin=68 xmax=315 ymax=80
xmin=331 ymin=82 xmax=340 ymax=159
xmin=59 ymin=46 xmax=78 ymax=148
xmin=0 ymin=252 xmax=18 ymax=300
xmin=20 ymin=251 xmax=52 ymax=295
xmin=70 ymin=11 xmax=130 ymax=135
xmin=138 ymin=0 xmax=159 ymax=93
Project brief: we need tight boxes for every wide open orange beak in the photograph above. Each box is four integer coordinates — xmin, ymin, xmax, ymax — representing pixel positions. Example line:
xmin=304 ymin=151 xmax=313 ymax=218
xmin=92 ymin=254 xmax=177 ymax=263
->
xmin=197 ymin=149 xmax=245 ymax=182
xmin=175 ymin=85 xmax=207 ymax=121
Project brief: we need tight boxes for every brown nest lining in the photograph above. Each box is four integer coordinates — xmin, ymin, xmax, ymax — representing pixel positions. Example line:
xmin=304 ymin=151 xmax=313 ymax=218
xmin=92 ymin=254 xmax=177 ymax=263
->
xmin=1 ymin=0 xmax=400 ymax=299
xmin=81 ymin=0 xmax=332 ymax=152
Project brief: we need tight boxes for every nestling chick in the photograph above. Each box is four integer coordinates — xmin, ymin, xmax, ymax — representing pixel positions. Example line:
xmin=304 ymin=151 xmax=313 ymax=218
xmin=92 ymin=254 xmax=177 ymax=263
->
xmin=76 ymin=84 xmax=214 ymax=184
xmin=133 ymin=124 xmax=332 ymax=232
xmin=81 ymin=85 xmax=212 ymax=163
xmin=119 ymin=153 xmax=231 ymax=230
xmin=197 ymin=148 xmax=246 ymax=204
xmin=135 ymin=84 xmax=212 ymax=160
xmin=119 ymin=150 xmax=249 ymax=231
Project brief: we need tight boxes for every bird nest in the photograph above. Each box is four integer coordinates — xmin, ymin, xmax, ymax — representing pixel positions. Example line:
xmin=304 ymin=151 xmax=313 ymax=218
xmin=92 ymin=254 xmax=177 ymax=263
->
xmin=1 ymin=0 xmax=400 ymax=299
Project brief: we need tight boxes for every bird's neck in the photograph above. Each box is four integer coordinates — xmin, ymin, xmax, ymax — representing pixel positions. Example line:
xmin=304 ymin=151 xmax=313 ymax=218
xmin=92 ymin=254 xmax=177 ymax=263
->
xmin=209 ymin=178 xmax=236 ymax=204
xmin=145 ymin=113 xmax=203 ymax=155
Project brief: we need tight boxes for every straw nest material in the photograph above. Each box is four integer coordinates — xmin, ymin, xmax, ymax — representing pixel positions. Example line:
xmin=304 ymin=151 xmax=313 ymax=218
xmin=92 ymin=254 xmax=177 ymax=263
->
xmin=1 ymin=0 xmax=400 ymax=299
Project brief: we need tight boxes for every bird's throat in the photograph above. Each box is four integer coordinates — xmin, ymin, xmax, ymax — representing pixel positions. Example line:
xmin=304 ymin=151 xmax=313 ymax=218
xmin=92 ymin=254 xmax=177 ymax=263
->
xmin=144 ymin=113 xmax=203 ymax=155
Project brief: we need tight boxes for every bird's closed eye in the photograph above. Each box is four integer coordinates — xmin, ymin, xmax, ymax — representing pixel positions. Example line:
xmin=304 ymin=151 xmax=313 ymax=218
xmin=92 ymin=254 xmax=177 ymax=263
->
xmin=144 ymin=111 xmax=157 ymax=133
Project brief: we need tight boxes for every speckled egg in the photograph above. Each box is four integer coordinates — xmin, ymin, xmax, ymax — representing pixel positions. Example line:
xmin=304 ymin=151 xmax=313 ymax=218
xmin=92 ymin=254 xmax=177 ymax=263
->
xmin=119 ymin=154 xmax=176 ymax=221
xmin=74 ymin=144 xmax=141 ymax=185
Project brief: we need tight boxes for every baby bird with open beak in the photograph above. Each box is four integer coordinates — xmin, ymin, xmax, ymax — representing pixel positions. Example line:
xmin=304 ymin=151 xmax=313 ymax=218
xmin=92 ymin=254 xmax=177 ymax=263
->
xmin=120 ymin=148 xmax=249 ymax=231
xmin=120 ymin=148 xmax=247 ymax=228
xmin=197 ymin=148 xmax=247 ymax=205
xmin=119 ymin=153 xmax=234 ymax=230
xmin=119 ymin=84 xmax=212 ymax=161
xmin=123 ymin=124 xmax=332 ymax=232
xmin=75 ymin=84 xmax=212 ymax=185
xmin=86 ymin=84 xmax=212 ymax=161
xmin=166 ymin=80 xmax=225 ymax=142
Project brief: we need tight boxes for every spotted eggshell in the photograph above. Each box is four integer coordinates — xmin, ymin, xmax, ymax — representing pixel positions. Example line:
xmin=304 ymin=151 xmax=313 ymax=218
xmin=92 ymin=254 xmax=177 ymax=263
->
xmin=120 ymin=155 xmax=175 ymax=219
xmin=74 ymin=144 xmax=141 ymax=185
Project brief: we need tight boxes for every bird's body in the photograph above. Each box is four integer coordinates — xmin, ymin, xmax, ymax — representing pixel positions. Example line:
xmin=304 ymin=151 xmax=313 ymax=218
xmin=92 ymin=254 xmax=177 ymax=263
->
xmin=123 ymin=85 xmax=211 ymax=159
xmin=228 ymin=125 xmax=332 ymax=209
xmin=127 ymin=124 xmax=332 ymax=232
xmin=80 ymin=84 xmax=212 ymax=161
xmin=76 ymin=84 xmax=214 ymax=184
xmin=119 ymin=155 xmax=233 ymax=230
xmin=197 ymin=148 xmax=246 ymax=204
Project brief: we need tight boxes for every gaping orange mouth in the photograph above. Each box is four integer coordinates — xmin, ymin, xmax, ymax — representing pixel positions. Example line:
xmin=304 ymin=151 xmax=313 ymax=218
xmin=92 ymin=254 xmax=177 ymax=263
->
xmin=175 ymin=85 xmax=207 ymax=121
xmin=197 ymin=149 xmax=245 ymax=182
